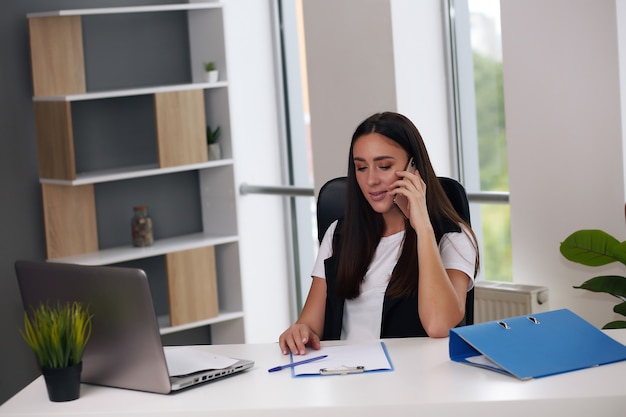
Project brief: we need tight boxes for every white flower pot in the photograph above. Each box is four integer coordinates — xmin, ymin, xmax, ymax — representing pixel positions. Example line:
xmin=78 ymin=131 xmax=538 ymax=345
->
xmin=208 ymin=143 xmax=221 ymax=160
xmin=204 ymin=70 xmax=219 ymax=83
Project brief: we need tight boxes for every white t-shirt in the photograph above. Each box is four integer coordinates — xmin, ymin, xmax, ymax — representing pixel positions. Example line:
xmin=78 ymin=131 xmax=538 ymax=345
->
xmin=311 ymin=220 xmax=476 ymax=340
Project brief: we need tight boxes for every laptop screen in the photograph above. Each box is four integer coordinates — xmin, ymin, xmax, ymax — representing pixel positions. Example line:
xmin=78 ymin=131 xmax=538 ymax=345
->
xmin=15 ymin=260 xmax=173 ymax=394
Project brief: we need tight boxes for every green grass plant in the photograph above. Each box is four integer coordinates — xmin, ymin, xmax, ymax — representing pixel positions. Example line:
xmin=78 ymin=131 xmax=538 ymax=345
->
xmin=20 ymin=301 xmax=93 ymax=369
xmin=206 ymin=125 xmax=221 ymax=145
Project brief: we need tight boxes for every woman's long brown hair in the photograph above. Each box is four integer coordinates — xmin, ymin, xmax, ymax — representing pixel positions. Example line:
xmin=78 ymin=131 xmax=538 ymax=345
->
xmin=335 ymin=112 xmax=478 ymax=299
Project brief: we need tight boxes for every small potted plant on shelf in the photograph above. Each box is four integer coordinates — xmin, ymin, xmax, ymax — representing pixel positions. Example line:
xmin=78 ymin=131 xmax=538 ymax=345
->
xmin=204 ymin=61 xmax=219 ymax=83
xmin=20 ymin=301 xmax=93 ymax=402
xmin=206 ymin=124 xmax=222 ymax=160
xmin=560 ymin=229 xmax=626 ymax=328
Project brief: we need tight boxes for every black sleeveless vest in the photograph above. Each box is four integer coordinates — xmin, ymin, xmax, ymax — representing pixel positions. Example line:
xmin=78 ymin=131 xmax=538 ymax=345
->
xmin=322 ymin=217 xmax=461 ymax=340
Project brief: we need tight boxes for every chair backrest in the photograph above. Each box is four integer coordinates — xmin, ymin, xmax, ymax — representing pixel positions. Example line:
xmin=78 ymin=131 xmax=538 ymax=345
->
xmin=315 ymin=176 xmax=474 ymax=325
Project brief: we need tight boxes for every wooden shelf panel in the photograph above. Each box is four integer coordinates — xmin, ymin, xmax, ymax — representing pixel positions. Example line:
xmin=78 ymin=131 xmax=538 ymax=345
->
xmin=28 ymin=15 xmax=86 ymax=96
xmin=166 ymin=246 xmax=219 ymax=327
xmin=27 ymin=2 xmax=222 ymax=18
xmin=33 ymin=81 xmax=227 ymax=101
xmin=34 ymin=101 xmax=76 ymax=180
xmin=155 ymin=89 xmax=208 ymax=168
xmin=42 ymin=183 xmax=98 ymax=259
xmin=40 ymin=159 xmax=234 ymax=186
xmin=47 ymin=233 xmax=238 ymax=266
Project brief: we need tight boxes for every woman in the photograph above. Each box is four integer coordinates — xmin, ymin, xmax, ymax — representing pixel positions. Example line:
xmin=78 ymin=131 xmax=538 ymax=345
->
xmin=279 ymin=112 xmax=479 ymax=355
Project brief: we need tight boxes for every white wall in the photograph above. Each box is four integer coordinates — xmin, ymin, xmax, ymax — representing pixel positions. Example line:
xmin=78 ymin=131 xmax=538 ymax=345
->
xmin=223 ymin=0 xmax=292 ymax=343
xmin=303 ymin=0 xmax=452 ymax=194
xmin=302 ymin=0 xmax=397 ymax=193
xmin=502 ymin=0 xmax=626 ymax=327
xmin=619 ymin=0 xmax=626 ymax=198
xmin=391 ymin=0 xmax=454 ymax=177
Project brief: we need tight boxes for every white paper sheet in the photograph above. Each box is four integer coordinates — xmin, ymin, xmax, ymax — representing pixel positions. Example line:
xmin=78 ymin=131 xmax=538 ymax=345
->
xmin=164 ymin=346 xmax=238 ymax=376
xmin=293 ymin=342 xmax=392 ymax=376
xmin=465 ymin=354 xmax=505 ymax=370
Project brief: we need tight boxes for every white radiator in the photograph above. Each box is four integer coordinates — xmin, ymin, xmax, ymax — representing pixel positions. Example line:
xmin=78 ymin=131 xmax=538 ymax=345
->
xmin=474 ymin=281 xmax=550 ymax=323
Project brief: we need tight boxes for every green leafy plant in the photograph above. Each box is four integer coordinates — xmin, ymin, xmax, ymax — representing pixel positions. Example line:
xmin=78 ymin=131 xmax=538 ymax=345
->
xmin=20 ymin=301 xmax=93 ymax=369
xmin=206 ymin=125 xmax=221 ymax=145
xmin=560 ymin=229 xmax=626 ymax=329
xmin=204 ymin=61 xmax=216 ymax=72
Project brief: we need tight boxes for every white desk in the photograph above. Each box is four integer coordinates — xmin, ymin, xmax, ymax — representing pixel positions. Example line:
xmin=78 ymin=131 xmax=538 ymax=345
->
xmin=2 ymin=331 xmax=626 ymax=416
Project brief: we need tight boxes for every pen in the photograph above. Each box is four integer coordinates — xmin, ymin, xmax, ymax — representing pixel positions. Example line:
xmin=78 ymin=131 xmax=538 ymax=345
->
xmin=267 ymin=355 xmax=328 ymax=372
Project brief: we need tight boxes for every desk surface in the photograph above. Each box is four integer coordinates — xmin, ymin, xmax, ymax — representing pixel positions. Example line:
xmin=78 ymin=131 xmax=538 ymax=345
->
xmin=2 ymin=331 xmax=626 ymax=416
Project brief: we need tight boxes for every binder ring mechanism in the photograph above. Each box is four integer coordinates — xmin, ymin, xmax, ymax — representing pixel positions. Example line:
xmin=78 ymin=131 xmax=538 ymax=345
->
xmin=497 ymin=316 xmax=541 ymax=330
xmin=319 ymin=366 xmax=365 ymax=375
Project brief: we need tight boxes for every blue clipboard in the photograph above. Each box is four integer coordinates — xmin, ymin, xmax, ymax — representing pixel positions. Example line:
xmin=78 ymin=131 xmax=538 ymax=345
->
xmin=290 ymin=341 xmax=394 ymax=377
xmin=449 ymin=308 xmax=626 ymax=380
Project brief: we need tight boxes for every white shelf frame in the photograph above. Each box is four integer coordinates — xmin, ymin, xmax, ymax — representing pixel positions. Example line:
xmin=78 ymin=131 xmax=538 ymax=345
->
xmin=40 ymin=159 xmax=234 ymax=186
xmin=33 ymin=81 xmax=227 ymax=102
xmin=26 ymin=2 xmax=222 ymax=18
xmin=158 ymin=311 xmax=244 ymax=335
xmin=48 ymin=233 xmax=239 ymax=266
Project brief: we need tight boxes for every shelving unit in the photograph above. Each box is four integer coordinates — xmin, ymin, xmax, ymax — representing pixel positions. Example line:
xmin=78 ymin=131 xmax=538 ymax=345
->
xmin=27 ymin=2 xmax=245 ymax=344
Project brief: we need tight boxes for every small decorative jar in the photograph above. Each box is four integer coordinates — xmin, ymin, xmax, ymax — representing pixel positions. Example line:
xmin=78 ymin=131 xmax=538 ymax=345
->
xmin=131 ymin=205 xmax=153 ymax=247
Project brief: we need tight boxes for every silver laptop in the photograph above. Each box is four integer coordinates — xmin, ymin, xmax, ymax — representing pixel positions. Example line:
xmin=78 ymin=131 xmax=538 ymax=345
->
xmin=14 ymin=260 xmax=254 ymax=394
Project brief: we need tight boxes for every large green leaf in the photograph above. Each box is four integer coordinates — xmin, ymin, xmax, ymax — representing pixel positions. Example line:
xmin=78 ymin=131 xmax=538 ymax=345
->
xmin=560 ymin=230 xmax=621 ymax=266
xmin=612 ymin=241 xmax=626 ymax=265
xmin=614 ymin=302 xmax=626 ymax=317
xmin=574 ymin=275 xmax=626 ymax=297
xmin=603 ymin=320 xmax=626 ymax=329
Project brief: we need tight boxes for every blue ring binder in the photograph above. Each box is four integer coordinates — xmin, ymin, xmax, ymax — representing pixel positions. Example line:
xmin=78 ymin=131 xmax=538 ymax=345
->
xmin=449 ymin=309 xmax=626 ymax=380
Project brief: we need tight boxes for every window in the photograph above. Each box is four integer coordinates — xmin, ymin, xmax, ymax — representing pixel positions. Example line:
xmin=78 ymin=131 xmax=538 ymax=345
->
xmin=448 ymin=0 xmax=512 ymax=281
xmin=275 ymin=0 xmax=513 ymax=318
xmin=275 ymin=0 xmax=317 ymax=312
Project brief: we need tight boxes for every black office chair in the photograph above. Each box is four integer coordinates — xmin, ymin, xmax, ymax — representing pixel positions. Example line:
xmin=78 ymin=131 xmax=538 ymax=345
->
xmin=316 ymin=176 xmax=474 ymax=325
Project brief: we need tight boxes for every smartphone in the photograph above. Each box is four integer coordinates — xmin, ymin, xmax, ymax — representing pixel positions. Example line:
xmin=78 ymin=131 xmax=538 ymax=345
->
xmin=393 ymin=158 xmax=415 ymax=218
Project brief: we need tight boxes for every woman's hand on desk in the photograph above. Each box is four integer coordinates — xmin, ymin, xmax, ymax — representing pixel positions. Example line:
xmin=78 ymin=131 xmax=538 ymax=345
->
xmin=279 ymin=324 xmax=321 ymax=356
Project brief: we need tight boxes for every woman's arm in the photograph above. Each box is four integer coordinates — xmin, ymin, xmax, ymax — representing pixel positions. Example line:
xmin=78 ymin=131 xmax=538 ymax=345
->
xmin=278 ymin=277 xmax=327 ymax=355
xmin=393 ymin=170 xmax=471 ymax=337
xmin=415 ymin=226 xmax=469 ymax=337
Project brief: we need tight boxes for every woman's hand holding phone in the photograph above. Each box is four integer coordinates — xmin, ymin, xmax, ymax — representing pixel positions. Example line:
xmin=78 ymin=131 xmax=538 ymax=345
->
xmin=393 ymin=157 xmax=416 ymax=219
